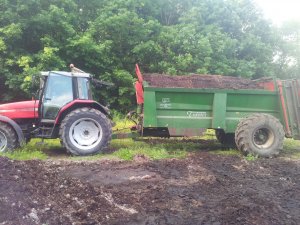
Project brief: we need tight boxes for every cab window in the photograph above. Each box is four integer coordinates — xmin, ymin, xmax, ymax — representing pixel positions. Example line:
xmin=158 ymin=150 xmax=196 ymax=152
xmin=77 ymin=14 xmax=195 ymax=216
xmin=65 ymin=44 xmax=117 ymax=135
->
xmin=42 ymin=73 xmax=73 ymax=119
xmin=77 ymin=77 xmax=90 ymax=99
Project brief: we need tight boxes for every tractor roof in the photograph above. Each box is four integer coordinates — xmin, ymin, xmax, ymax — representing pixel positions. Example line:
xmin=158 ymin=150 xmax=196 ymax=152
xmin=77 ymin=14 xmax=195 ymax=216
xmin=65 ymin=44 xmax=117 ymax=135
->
xmin=40 ymin=71 xmax=90 ymax=78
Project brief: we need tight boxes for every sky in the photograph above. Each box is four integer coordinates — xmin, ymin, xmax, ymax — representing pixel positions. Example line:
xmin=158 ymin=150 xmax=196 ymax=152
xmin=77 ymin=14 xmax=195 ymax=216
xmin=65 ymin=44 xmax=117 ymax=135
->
xmin=254 ymin=0 xmax=300 ymax=25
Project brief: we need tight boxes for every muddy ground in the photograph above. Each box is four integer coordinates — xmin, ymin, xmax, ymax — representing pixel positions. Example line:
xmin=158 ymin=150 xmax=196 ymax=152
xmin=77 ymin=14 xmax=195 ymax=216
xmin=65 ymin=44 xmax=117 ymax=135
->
xmin=1 ymin=147 xmax=300 ymax=225
xmin=143 ymin=73 xmax=263 ymax=89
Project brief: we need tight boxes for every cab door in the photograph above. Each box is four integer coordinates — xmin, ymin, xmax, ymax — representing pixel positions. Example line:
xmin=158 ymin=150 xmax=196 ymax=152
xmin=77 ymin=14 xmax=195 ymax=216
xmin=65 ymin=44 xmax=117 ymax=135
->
xmin=41 ymin=72 xmax=74 ymax=120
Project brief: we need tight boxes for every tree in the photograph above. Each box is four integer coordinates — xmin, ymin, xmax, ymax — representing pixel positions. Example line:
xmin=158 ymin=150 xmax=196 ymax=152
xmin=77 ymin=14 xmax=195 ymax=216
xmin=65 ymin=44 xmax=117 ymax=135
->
xmin=0 ymin=0 xmax=295 ymax=112
xmin=274 ymin=21 xmax=300 ymax=78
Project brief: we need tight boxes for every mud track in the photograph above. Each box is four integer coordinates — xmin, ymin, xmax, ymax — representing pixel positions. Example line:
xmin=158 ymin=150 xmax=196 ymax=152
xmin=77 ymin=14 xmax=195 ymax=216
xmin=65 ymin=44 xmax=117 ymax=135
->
xmin=1 ymin=153 xmax=300 ymax=225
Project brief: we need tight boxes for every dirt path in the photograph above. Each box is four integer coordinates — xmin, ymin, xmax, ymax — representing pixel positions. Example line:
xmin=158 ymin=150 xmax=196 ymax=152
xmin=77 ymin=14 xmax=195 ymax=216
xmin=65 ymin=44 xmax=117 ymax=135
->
xmin=1 ymin=153 xmax=300 ymax=225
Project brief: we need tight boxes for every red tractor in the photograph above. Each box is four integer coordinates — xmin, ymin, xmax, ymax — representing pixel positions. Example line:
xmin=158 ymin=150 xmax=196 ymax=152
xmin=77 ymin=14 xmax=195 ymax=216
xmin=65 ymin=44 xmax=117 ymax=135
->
xmin=0 ymin=65 xmax=112 ymax=155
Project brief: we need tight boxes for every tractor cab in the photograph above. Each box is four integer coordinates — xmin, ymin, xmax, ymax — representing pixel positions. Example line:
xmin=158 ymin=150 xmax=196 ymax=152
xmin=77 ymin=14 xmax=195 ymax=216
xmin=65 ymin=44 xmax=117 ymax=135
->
xmin=39 ymin=71 xmax=92 ymax=120
xmin=33 ymin=66 xmax=111 ymax=146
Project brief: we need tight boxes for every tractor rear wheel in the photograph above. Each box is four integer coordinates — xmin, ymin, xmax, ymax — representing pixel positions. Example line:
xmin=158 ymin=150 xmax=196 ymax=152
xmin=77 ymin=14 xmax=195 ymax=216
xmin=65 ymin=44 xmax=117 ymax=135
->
xmin=0 ymin=122 xmax=18 ymax=152
xmin=235 ymin=114 xmax=284 ymax=157
xmin=215 ymin=129 xmax=236 ymax=147
xmin=59 ymin=108 xmax=112 ymax=156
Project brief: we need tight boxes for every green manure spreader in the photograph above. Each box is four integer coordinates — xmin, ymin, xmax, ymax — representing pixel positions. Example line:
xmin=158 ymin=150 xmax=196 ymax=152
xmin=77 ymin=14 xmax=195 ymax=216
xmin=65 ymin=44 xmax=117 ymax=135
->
xmin=132 ymin=65 xmax=300 ymax=157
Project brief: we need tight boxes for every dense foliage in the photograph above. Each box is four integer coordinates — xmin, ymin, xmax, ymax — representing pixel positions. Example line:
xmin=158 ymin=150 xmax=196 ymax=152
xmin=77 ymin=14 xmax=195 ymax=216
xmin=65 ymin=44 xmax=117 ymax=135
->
xmin=0 ymin=0 xmax=299 ymax=111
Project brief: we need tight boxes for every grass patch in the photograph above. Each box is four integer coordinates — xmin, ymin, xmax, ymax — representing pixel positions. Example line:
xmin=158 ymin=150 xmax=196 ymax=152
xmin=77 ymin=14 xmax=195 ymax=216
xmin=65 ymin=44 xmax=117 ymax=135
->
xmin=201 ymin=129 xmax=216 ymax=140
xmin=0 ymin=146 xmax=47 ymax=160
xmin=5 ymin=133 xmax=299 ymax=162
xmin=1 ymin=137 xmax=191 ymax=161
xmin=211 ymin=148 xmax=240 ymax=156
xmin=282 ymin=138 xmax=300 ymax=159
xmin=112 ymin=146 xmax=187 ymax=161
xmin=0 ymin=137 xmax=64 ymax=160
xmin=244 ymin=154 xmax=258 ymax=161
xmin=0 ymin=138 xmax=58 ymax=161
xmin=112 ymin=116 xmax=135 ymax=132
xmin=111 ymin=138 xmax=149 ymax=149
xmin=3 ymin=116 xmax=299 ymax=162
xmin=111 ymin=138 xmax=188 ymax=160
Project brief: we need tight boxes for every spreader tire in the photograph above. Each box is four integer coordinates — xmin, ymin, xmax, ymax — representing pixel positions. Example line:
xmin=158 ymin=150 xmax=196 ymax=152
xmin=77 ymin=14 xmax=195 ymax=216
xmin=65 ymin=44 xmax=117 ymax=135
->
xmin=59 ymin=108 xmax=112 ymax=156
xmin=0 ymin=122 xmax=18 ymax=152
xmin=235 ymin=114 xmax=284 ymax=157
xmin=215 ymin=129 xmax=236 ymax=147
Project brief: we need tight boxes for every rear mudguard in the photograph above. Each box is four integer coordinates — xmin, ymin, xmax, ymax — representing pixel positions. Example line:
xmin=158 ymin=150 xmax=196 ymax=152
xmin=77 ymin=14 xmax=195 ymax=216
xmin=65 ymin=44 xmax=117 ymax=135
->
xmin=0 ymin=115 xmax=25 ymax=146
xmin=55 ymin=100 xmax=111 ymax=125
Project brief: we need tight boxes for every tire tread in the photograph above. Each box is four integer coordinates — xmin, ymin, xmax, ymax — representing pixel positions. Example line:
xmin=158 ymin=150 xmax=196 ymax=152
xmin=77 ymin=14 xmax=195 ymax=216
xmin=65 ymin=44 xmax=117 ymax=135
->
xmin=235 ymin=114 xmax=284 ymax=157
xmin=59 ymin=107 xmax=112 ymax=156
xmin=0 ymin=122 xmax=19 ymax=152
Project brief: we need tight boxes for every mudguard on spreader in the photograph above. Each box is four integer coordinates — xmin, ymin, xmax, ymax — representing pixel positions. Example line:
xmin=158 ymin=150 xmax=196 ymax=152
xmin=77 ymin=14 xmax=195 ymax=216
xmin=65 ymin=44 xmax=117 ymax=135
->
xmin=135 ymin=64 xmax=144 ymax=104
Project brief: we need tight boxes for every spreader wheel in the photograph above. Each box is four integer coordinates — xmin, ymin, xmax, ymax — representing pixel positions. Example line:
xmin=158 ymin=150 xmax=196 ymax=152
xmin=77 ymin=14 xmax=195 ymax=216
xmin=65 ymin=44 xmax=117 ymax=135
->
xmin=235 ymin=114 xmax=284 ymax=157
xmin=59 ymin=108 xmax=112 ymax=156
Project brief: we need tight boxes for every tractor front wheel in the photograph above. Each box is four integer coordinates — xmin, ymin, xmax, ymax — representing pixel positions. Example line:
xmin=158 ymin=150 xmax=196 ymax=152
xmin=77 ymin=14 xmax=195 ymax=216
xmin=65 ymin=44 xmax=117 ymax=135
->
xmin=59 ymin=108 xmax=112 ymax=156
xmin=0 ymin=122 xmax=18 ymax=152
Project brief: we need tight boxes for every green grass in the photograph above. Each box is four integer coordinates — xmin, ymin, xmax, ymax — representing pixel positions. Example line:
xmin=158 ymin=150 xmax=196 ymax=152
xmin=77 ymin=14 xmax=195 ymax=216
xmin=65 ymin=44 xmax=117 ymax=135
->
xmin=211 ymin=148 xmax=240 ymax=156
xmin=112 ymin=116 xmax=135 ymax=132
xmin=201 ymin=129 xmax=216 ymax=140
xmin=111 ymin=138 xmax=188 ymax=160
xmin=0 ymin=138 xmax=57 ymax=160
xmin=281 ymin=138 xmax=300 ymax=159
xmin=244 ymin=153 xmax=258 ymax=161
xmin=0 ymin=144 xmax=47 ymax=160
xmin=0 ymin=149 xmax=47 ymax=160
xmin=112 ymin=147 xmax=186 ymax=161
xmin=2 ymin=121 xmax=300 ymax=161
xmin=211 ymin=138 xmax=300 ymax=160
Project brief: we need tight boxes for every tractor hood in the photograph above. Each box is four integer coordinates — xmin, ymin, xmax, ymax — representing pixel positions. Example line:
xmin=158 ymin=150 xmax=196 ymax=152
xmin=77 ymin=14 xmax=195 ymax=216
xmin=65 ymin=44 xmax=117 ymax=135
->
xmin=0 ymin=100 xmax=39 ymax=119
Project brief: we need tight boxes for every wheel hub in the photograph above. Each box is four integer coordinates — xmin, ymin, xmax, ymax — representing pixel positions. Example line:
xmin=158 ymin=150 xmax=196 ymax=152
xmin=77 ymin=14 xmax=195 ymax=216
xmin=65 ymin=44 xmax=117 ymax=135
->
xmin=83 ymin=130 xmax=89 ymax=136
xmin=69 ymin=118 xmax=103 ymax=151
xmin=253 ymin=128 xmax=274 ymax=149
